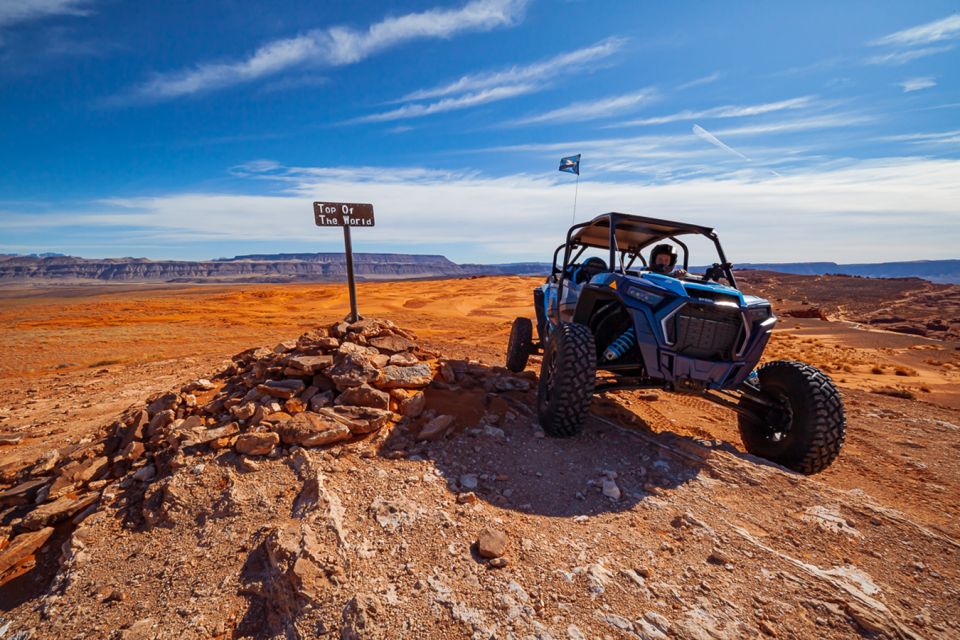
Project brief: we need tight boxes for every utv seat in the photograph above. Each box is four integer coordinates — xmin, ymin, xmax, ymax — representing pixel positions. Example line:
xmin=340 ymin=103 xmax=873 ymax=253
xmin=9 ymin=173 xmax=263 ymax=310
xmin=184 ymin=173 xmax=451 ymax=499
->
xmin=572 ymin=257 xmax=607 ymax=284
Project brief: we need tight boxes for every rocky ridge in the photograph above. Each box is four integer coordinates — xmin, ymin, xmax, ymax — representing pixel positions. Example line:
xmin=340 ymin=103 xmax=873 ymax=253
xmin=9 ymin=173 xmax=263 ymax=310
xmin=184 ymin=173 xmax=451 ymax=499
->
xmin=0 ymin=316 xmax=957 ymax=639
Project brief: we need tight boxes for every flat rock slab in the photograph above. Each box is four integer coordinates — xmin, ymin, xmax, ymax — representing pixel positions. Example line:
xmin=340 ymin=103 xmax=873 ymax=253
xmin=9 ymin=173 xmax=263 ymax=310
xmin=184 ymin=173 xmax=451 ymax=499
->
xmin=276 ymin=412 xmax=352 ymax=447
xmin=369 ymin=335 xmax=415 ymax=353
xmin=284 ymin=355 xmax=333 ymax=374
xmin=376 ymin=363 xmax=434 ymax=389
xmin=21 ymin=493 xmax=99 ymax=531
xmin=317 ymin=406 xmax=391 ymax=434
xmin=258 ymin=379 xmax=306 ymax=399
xmin=0 ymin=434 xmax=22 ymax=446
xmin=0 ymin=477 xmax=50 ymax=507
xmin=0 ymin=526 xmax=54 ymax=579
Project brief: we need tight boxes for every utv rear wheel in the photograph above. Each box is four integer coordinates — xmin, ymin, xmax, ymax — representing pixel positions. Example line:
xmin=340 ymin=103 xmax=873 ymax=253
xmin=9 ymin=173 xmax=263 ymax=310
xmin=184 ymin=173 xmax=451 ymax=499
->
xmin=506 ymin=317 xmax=533 ymax=373
xmin=738 ymin=360 xmax=845 ymax=474
xmin=537 ymin=322 xmax=596 ymax=437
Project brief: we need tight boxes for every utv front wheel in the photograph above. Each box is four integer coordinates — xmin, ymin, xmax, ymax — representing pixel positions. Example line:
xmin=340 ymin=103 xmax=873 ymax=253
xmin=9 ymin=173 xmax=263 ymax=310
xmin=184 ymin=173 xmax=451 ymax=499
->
xmin=738 ymin=360 xmax=845 ymax=474
xmin=537 ymin=322 xmax=596 ymax=437
xmin=506 ymin=317 xmax=533 ymax=373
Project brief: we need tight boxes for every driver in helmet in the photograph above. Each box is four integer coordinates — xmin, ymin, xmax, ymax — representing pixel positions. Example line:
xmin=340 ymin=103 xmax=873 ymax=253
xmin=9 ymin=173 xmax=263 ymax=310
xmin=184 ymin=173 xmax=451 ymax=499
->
xmin=648 ymin=243 xmax=687 ymax=278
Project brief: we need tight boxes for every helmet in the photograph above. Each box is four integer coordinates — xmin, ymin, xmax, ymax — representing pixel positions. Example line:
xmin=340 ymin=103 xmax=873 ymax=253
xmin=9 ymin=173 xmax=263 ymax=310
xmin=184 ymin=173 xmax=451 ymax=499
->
xmin=649 ymin=244 xmax=678 ymax=274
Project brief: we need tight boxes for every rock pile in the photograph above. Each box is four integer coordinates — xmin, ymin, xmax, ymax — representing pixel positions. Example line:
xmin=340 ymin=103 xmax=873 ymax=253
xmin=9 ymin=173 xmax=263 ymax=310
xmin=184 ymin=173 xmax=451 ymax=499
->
xmin=0 ymin=317 xmax=532 ymax=585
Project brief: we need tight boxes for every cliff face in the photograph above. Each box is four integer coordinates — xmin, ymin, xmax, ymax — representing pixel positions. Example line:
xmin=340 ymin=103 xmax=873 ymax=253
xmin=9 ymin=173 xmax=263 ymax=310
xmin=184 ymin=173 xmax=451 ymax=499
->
xmin=0 ymin=254 xmax=501 ymax=283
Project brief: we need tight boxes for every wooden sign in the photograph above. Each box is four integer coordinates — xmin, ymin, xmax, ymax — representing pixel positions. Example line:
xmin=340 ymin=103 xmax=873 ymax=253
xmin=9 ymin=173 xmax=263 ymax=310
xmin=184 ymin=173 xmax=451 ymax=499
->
xmin=313 ymin=202 xmax=375 ymax=227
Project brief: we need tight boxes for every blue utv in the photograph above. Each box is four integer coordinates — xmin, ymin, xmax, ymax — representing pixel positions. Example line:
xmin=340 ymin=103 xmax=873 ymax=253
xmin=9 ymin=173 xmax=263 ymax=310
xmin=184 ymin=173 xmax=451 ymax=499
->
xmin=505 ymin=212 xmax=845 ymax=474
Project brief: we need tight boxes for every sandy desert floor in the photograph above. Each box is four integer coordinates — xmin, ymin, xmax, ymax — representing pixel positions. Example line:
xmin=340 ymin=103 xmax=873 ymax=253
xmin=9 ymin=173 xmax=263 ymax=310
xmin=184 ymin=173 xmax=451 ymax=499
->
xmin=1 ymin=274 xmax=959 ymax=638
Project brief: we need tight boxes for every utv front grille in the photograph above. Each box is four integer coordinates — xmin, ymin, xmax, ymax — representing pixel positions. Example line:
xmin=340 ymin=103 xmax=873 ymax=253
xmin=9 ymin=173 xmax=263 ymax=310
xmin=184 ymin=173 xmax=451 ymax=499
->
xmin=662 ymin=302 xmax=744 ymax=360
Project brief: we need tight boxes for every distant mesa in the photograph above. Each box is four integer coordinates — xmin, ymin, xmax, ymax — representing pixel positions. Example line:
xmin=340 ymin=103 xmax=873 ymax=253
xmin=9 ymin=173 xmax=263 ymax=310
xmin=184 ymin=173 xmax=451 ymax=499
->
xmin=0 ymin=253 xmax=957 ymax=284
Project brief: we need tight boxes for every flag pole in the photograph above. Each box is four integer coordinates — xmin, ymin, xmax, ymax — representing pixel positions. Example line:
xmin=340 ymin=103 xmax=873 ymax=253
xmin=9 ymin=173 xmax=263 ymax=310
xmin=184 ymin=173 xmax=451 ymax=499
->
xmin=571 ymin=172 xmax=579 ymax=224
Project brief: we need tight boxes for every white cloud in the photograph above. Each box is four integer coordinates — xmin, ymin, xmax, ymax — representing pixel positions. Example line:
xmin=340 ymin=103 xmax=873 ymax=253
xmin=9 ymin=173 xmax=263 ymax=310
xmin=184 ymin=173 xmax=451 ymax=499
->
xmin=116 ymin=0 xmax=526 ymax=103
xmin=675 ymin=72 xmax=720 ymax=90
xmin=713 ymin=113 xmax=873 ymax=136
xmin=508 ymin=89 xmax=659 ymax=125
xmin=350 ymin=84 xmax=537 ymax=122
xmin=0 ymin=0 xmax=92 ymax=28
xmin=397 ymin=37 xmax=625 ymax=101
xmin=7 ymin=158 xmax=959 ymax=263
xmin=870 ymin=14 xmax=960 ymax=47
xmin=692 ymin=124 xmax=750 ymax=161
xmin=865 ymin=45 xmax=954 ymax=65
xmin=617 ymin=96 xmax=814 ymax=127
xmin=900 ymin=76 xmax=936 ymax=92
xmin=882 ymin=129 xmax=960 ymax=144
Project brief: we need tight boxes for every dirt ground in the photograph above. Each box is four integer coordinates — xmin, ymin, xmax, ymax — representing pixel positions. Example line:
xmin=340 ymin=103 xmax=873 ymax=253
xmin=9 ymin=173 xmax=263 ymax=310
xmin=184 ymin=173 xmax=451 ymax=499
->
xmin=1 ymin=274 xmax=959 ymax=639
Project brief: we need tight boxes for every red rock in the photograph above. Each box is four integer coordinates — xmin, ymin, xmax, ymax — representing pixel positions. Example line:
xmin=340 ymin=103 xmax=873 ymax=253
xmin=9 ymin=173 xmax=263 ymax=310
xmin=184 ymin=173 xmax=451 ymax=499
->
xmin=398 ymin=391 xmax=426 ymax=418
xmin=189 ymin=422 xmax=239 ymax=445
xmin=336 ymin=384 xmax=390 ymax=410
xmin=120 ymin=441 xmax=146 ymax=462
xmin=388 ymin=352 xmax=419 ymax=366
xmin=0 ymin=478 xmax=50 ymax=507
xmin=376 ymin=364 xmax=434 ymax=389
xmin=417 ymin=415 xmax=454 ymax=441
xmin=284 ymin=354 xmax=333 ymax=374
xmin=0 ymin=527 xmax=54 ymax=579
xmin=276 ymin=412 xmax=352 ymax=447
xmin=258 ymin=379 xmax=306 ymax=399
xmin=477 ymin=528 xmax=507 ymax=559
xmin=234 ymin=431 xmax=279 ymax=456
xmin=21 ymin=493 xmax=99 ymax=531
xmin=318 ymin=406 xmax=391 ymax=434
xmin=369 ymin=335 xmax=415 ymax=353
xmin=147 ymin=392 xmax=180 ymax=417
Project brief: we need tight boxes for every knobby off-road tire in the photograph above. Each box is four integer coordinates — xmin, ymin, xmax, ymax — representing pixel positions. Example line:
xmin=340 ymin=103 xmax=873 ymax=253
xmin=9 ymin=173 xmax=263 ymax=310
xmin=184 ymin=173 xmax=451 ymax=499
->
xmin=738 ymin=360 xmax=845 ymax=474
xmin=537 ymin=322 xmax=596 ymax=437
xmin=506 ymin=317 xmax=533 ymax=373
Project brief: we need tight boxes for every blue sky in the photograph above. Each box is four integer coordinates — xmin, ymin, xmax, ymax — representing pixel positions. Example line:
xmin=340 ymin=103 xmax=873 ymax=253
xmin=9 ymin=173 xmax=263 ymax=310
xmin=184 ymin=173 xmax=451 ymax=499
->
xmin=1 ymin=0 xmax=958 ymax=264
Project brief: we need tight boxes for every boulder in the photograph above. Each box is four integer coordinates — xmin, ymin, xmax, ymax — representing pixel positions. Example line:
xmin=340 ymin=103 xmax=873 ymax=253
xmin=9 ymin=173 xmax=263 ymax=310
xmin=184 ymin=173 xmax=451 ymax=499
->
xmin=284 ymin=354 xmax=333 ymax=374
xmin=398 ymin=391 xmax=426 ymax=418
xmin=388 ymin=352 xmax=419 ymax=366
xmin=375 ymin=364 xmax=434 ymax=389
xmin=234 ymin=431 xmax=280 ymax=456
xmin=258 ymin=379 xmax=306 ymax=399
xmin=336 ymin=384 xmax=390 ymax=410
xmin=318 ymin=406 xmax=391 ymax=434
xmin=369 ymin=335 xmax=415 ymax=353
xmin=328 ymin=354 xmax=380 ymax=390
xmin=275 ymin=412 xmax=353 ymax=447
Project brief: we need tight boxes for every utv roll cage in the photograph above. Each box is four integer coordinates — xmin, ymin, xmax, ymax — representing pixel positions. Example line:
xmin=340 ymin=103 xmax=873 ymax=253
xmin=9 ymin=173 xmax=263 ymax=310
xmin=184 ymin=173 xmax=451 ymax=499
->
xmin=551 ymin=212 xmax=737 ymax=323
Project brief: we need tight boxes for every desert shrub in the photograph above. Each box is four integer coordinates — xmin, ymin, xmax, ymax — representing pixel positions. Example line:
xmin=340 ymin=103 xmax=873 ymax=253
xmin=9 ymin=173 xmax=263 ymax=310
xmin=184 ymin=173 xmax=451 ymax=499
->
xmin=871 ymin=387 xmax=916 ymax=400
xmin=88 ymin=359 xmax=121 ymax=367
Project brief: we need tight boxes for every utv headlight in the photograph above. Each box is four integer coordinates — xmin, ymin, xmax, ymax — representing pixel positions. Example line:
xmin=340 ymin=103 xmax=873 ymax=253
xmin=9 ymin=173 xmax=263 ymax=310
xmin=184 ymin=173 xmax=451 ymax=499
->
xmin=624 ymin=286 xmax=664 ymax=306
xmin=744 ymin=306 xmax=775 ymax=324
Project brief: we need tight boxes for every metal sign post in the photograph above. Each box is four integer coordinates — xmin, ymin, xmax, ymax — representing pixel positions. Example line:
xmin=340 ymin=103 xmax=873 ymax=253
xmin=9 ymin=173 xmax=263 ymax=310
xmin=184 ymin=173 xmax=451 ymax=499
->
xmin=313 ymin=201 xmax=375 ymax=323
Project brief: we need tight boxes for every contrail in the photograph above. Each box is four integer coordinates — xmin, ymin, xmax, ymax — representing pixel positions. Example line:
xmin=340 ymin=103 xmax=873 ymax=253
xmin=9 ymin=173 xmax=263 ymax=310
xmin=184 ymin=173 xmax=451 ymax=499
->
xmin=692 ymin=123 xmax=782 ymax=177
